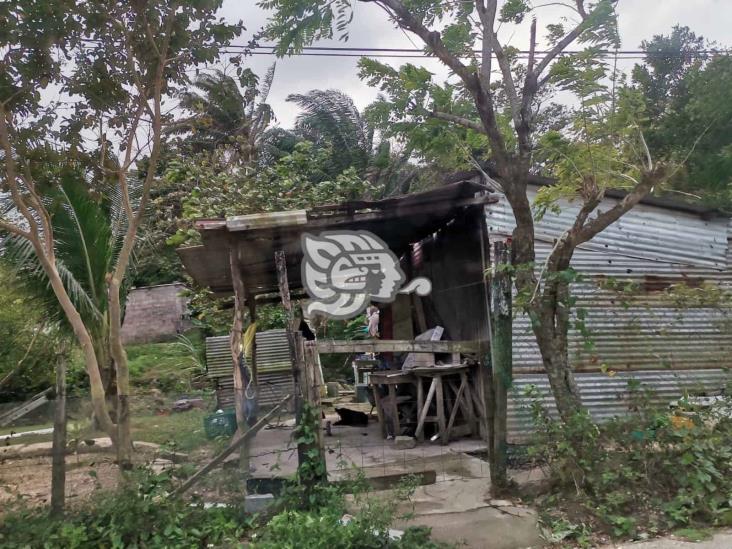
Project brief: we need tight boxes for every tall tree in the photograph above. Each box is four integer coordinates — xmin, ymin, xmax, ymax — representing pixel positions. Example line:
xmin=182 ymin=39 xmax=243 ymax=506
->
xmin=0 ymin=0 xmax=242 ymax=467
xmin=632 ymin=27 xmax=732 ymax=207
xmin=262 ymin=0 xmax=673 ymax=420
xmin=262 ymin=88 xmax=418 ymax=194
xmin=169 ymin=66 xmax=276 ymax=167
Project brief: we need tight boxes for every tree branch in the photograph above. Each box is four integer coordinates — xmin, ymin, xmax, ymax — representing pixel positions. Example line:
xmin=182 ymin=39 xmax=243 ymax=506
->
xmin=375 ymin=0 xmax=474 ymax=84
xmin=575 ymin=167 xmax=664 ymax=245
xmin=475 ymin=1 xmax=497 ymax=92
xmin=431 ymin=111 xmax=486 ymax=134
xmin=0 ymin=217 xmax=30 ymax=239
xmin=369 ymin=0 xmax=510 ymax=171
xmin=533 ymin=0 xmax=590 ymax=78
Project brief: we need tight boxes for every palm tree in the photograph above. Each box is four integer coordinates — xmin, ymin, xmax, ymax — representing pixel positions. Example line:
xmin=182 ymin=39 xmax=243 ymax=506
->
xmin=263 ymin=89 xmax=419 ymax=196
xmin=169 ymin=66 xmax=276 ymax=167
xmin=1 ymin=163 xmax=128 ymax=404
xmin=287 ymin=89 xmax=374 ymax=176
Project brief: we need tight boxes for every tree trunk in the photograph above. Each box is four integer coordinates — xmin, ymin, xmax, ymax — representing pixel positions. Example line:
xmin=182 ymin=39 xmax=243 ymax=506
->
xmin=50 ymin=354 xmax=67 ymax=518
xmin=40 ymin=256 xmax=117 ymax=441
xmin=108 ymin=279 xmax=133 ymax=470
xmin=532 ymin=280 xmax=583 ymax=421
xmin=489 ymin=241 xmax=512 ymax=495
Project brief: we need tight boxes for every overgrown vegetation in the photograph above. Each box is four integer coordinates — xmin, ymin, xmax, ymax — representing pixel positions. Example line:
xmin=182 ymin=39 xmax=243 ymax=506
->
xmin=0 ymin=472 xmax=248 ymax=548
xmin=527 ymin=385 xmax=732 ymax=545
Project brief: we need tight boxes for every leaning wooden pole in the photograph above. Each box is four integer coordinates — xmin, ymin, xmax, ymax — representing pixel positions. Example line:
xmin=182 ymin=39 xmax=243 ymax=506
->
xmin=172 ymin=395 xmax=291 ymax=497
xmin=490 ymin=240 xmax=513 ymax=495
xmin=50 ymin=354 xmax=67 ymax=517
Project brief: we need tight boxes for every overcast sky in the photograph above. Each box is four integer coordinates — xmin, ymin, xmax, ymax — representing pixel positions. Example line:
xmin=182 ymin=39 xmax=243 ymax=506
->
xmin=217 ymin=1 xmax=731 ymax=128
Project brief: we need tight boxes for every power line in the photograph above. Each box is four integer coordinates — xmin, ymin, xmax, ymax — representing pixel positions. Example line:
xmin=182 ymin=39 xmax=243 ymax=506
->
xmin=252 ymin=45 xmax=727 ymax=57
xmin=240 ymin=50 xmax=649 ymax=60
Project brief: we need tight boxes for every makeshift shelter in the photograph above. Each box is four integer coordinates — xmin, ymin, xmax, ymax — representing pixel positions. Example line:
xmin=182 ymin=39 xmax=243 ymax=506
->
xmin=180 ymin=181 xmax=499 ymax=444
xmin=180 ymin=178 xmax=732 ymax=443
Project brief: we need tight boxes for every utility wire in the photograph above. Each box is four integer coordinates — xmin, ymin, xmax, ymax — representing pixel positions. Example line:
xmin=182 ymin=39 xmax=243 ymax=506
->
xmin=251 ymin=45 xmax=727 ymax=56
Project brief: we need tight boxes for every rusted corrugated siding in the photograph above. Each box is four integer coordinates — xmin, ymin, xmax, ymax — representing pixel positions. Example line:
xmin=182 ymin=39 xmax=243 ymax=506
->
xmin=507 ymin=369 xmax=731 ymax=442
xmin=486 ymin=188 xmax=732 ymax=439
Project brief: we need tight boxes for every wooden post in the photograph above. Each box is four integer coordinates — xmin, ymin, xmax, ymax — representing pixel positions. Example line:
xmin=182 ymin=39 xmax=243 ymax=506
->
xmin=229 ymin=247 xmax=249 ymax=475
xmin=248 ymin=299 xmax=258 ymax=397
xmin=274 ymin=250 xmax=309 ymax=471
xmin=303 ymin=341 xmax=327 ymax=482
xmin=478 ymin=212 xmax=494 ymax=446
xmin=490 ymin=240 xmax=512 ymax=494
xmin=50 ymin=354 xmax=67 ymax=517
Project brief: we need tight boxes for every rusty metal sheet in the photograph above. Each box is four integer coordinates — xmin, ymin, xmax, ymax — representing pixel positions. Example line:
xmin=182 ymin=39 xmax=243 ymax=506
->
xmin=507 ymin=369 xmax=731 ymax=442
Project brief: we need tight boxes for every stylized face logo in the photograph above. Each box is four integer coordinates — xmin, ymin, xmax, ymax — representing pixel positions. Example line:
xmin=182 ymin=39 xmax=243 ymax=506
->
xmin=301 ymin=231 xmax=431 ymax=319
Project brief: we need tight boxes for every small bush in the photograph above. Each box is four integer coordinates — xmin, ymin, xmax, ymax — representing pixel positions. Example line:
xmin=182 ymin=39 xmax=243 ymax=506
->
xmin=527 ymin=386 xmax=732 ymax=542
xmin=252 ymin=475 xmax=448 ymax=549
xmin=0 ymin=471 xmax=248 ymax=548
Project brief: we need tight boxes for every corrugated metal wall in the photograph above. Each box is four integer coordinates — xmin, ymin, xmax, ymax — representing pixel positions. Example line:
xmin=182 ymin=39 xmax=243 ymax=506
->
xmin=507 ymin=369 xmax=730 ymax=442
xmin=205 ymin=329 xmax=294 ymax=410
xmin=486 ymin=187 xmax=732 ymax=440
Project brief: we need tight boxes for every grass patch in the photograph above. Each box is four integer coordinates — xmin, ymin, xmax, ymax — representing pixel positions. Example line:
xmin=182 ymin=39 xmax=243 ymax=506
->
xmin=126 ymin=333 xmax=206 ymax=393
xmin=673 ymin=528 xmax=713 ymax=542
xmin=131 ymin=409 xmax=212 ymax=453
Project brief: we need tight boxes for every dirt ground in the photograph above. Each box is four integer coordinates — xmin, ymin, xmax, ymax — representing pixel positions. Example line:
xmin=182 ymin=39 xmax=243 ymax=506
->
xmin=0 ymin=453 xmax=120 ymax=509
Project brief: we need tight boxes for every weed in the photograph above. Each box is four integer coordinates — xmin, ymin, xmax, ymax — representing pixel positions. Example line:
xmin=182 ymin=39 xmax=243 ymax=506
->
xmin=527 ymin=385 xmax=732 ymax=541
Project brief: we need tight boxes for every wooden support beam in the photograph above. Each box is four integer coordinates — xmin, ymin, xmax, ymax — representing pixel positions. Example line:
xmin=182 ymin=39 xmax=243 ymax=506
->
xmin=248 ymin=298 xmax=258 ymax=393
xmin=414 ymin=377 xmax=438 ymax=440
xmin=490 ymin=241 xmax=513 ymax=494
xmin=435 ymin=376 xmax=447 ymax=445
xmin=275 ymin=249 xmax=310 ymax=474
xmin=303 ymin=341 xmax=327 ymax=482
xmin=229 ymin=248 xmax=250 ymax=474
xmin=316 ymin=340 xmax=481 ymax=354
xmin=172 ymin=395 xmax=291 ymax=497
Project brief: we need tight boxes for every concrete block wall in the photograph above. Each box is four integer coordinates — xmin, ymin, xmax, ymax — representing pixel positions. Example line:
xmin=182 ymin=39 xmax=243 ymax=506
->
xmin=121 ymin=283 xmax=192 ymax=344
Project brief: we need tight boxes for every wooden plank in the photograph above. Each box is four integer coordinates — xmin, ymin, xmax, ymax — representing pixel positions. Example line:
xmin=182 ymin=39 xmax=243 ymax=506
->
xmin=414 ymin=377 xmax=437 ymax=440
xmin=416 ymin=378 xmax=424 ymax=442
xmin=229 ymin=249 xmax=249 ymax=472
xmin=316 ymin=340 xmax=481 ymax=354
xmin=435 ymin=376 xmax=447 ymax=445
xmin=303 ymin=341 xmax=327 ymax=482
xmin=446 ymin=375 xmax=468 ymax=439
xmin=172 ymin=395 xmax=291 ymax=497
xmin=0 ymin=388 xmax=52 ymax=427
xmin=461 ymin=371 xmax=477 ymax=434
xmin=275 ymin=250 xmax=308 ymax=473
xmin=388 ymin=384 xmax=399 ymax=437
xmin=372 ymin=384 xmax=387 ymax=438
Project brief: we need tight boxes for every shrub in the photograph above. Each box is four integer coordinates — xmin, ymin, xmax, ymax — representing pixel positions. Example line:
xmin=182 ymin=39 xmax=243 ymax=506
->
xmin=527 ymin=385 xmax=732 ymax=541
xmin=0 ymin=471 xmax=248 ymax=548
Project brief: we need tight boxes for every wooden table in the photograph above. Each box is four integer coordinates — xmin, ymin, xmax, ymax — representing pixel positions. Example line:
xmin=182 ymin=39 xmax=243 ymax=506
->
xmin=411 ymin=364 xmax=480 ymax=445
xmin=369 ymin=370 xmax=416 ymax=438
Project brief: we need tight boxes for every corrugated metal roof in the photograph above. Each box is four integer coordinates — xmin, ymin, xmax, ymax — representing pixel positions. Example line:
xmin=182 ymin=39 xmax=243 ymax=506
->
xmin=486 ymin=188 xmax=729 ymax=269
xmin=508 ymin=369 xmax=731 ymax=442
xmin=180 ymin=181 xmax=495 ymax=295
